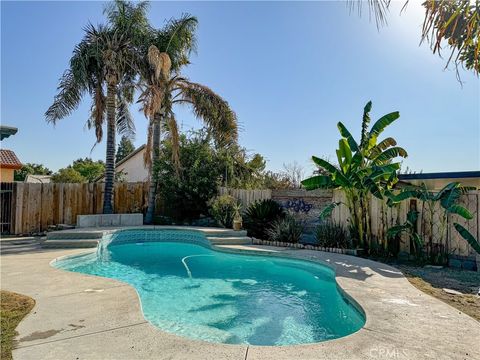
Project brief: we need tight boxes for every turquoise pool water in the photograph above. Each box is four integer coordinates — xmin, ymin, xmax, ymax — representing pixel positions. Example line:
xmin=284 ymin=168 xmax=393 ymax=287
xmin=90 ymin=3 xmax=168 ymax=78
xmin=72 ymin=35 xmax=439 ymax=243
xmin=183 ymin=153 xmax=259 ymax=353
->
xmin=53 ymin=230 xmax=365 ymax=346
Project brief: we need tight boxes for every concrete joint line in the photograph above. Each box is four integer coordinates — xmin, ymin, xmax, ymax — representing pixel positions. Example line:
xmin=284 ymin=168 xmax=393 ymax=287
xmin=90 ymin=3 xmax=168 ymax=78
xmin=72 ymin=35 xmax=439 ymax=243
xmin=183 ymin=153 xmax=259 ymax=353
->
xmin=244 ymin=345 xmax=249 ymax=360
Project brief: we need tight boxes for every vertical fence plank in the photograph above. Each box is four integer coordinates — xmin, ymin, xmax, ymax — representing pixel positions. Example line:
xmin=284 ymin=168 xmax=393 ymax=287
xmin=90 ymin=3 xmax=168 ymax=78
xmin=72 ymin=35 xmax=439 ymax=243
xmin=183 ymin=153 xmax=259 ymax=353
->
xmin=14 ymin=183 xmax=24 ymax=234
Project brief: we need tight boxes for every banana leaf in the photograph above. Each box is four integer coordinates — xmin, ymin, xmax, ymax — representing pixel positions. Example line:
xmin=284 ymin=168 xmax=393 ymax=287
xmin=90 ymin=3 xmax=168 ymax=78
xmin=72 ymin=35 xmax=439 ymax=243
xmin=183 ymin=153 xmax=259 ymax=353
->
xmin=447 ymin=205 xmax=473 ymax=220
xmin=301 ymin=175 xmax=335 ymax=190
xmin=368 ymin=111 xmax=400 ymax=146
xmin=372 ymin=147 xmax=408 ymax=163
xmin=454 ymin=223 xmax=480 ymax=254
xmin=337 ymin=122 xmax=359 ymax=152
xmin=319 ymin=202 xmax=342 ymax=219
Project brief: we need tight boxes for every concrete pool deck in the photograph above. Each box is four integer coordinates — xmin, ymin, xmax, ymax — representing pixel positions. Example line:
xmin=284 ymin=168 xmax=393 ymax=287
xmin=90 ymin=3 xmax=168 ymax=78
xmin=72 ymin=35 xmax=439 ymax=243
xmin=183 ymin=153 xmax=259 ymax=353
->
xmin=1 ymin=230 xmax=479 ymax=360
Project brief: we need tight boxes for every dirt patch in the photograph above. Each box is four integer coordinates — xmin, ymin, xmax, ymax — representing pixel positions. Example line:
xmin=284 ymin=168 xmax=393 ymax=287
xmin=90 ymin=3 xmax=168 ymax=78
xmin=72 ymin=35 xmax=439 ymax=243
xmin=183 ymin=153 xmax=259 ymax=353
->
xmin=397 ymin=265 xmax=480 ymax=321
xmin=1 ymin=290 xmax=35 ymax=360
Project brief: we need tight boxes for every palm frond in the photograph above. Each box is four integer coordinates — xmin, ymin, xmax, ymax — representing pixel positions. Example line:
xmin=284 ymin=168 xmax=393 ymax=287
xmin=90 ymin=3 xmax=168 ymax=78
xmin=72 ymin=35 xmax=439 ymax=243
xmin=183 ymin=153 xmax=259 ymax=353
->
xmin=347 ymin=0 xmax=391 ymax=29
xmin=85 ymin=82 xmax=106 ymax=142
xmin=160 ymin=14 xmax=198 ymax=70
xmin=174 ymin=79 xmax=238 ymax=146
xmin=116 ymin=90 xmax=135 ymax=140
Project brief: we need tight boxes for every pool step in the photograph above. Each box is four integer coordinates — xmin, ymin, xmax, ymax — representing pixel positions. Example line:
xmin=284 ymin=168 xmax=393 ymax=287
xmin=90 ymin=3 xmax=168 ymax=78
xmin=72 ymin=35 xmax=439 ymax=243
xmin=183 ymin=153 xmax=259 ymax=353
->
xmin=202 ymin=229 xmax=247 ymax=238
xmin=206 ymin=236 xmax=252 ymax=246
xmin=41 ymin=239 xmax=99 ymax=248
xmin=43 ymin=229 xmax=104 ymax=248
xmin=46 ymin=230 xmax=104 ymax=240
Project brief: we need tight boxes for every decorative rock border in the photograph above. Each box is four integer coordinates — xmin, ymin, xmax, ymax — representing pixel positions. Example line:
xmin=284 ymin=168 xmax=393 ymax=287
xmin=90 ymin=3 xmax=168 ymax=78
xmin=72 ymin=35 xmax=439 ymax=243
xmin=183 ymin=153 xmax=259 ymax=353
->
xmin=251 ymin=238 xmax=360 ymax=256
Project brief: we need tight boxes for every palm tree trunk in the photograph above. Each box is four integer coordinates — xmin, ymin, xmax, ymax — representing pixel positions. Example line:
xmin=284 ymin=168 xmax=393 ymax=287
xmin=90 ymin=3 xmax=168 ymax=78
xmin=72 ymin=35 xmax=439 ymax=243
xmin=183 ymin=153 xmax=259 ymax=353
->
xmin=145 ymin=112 xmax=162 ymax=224
xmin=103 ymin=82 xmax=117 ymax=214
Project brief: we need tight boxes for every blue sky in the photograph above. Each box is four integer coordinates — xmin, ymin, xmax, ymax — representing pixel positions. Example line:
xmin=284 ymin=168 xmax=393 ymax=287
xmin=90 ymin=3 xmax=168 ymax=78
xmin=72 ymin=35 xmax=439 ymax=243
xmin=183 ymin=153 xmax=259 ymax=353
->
xmin=1 ymin=1 xmax=479 ymax=174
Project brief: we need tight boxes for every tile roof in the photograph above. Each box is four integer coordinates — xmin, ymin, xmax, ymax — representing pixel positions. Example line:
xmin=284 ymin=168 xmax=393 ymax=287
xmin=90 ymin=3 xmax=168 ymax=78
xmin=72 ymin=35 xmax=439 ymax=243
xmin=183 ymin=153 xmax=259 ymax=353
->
xmin=0 ymin=149 xmax=22 ymax=169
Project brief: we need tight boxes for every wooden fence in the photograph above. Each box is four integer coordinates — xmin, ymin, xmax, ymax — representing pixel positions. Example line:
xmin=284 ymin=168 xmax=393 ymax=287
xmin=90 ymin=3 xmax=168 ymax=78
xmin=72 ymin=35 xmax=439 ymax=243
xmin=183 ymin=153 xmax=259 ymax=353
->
xmin=11 ymin=182 xmax=148 ymax=234
xmin=218 ymin=187 xmax=272 ymax=208
xmin=4 ymin=181 xmax=479 ymax=260
xmin=330 ymin=191 xmax=480 ymax=259
xmin=223 ymin=187 xmax=479 ymax=260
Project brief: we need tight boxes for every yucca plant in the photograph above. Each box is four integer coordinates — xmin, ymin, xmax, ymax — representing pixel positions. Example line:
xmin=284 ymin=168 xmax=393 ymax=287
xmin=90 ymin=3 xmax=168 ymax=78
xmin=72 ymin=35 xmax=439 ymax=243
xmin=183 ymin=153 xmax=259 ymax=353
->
xmin=302 ymin=101 xmax=407 ymax=250
xmin=315 ymin=221 xmax=351 ymax=249
xmin=266 ymin=216 xmax=304 ymax=244
xmin=243 ymin=199 xmax=285 ymax=239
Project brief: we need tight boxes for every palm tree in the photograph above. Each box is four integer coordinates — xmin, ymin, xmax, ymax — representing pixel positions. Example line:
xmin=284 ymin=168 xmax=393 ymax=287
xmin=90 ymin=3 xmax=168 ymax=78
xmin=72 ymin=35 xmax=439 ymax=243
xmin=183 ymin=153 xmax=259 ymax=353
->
xmin=46 ymin=1 xmax=149 ymax=214
xmin=138 ymin=17 xmax=238 ymax=223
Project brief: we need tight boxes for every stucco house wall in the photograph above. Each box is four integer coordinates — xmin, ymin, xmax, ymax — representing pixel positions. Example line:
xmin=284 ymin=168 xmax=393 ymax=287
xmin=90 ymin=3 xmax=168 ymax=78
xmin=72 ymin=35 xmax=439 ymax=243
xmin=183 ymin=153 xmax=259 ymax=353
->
xmin=116 ymin=147 xmax=148 ymax=182
xmin=96 ymin=145 xmax=148 ymax=183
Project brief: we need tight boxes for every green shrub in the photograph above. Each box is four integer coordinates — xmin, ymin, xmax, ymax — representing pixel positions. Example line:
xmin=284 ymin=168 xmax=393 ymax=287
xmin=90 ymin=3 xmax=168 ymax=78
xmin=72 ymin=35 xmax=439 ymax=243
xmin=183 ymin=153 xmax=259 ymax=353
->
xmin=243 ymin=199 xmax=285 ymax=239
xmin=209 ymin=194 xmax=238 ymax=228
xmin=266 ymin=216 xmax=304 ymax=243
xmin=315 ymin=221 xmax=351 ymax=249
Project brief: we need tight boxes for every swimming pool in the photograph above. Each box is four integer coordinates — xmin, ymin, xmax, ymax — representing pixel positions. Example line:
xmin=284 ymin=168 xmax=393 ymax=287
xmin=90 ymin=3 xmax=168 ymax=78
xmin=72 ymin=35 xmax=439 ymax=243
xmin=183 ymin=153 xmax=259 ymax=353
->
xmin=53 ymin=229 xmax=365 ymax=346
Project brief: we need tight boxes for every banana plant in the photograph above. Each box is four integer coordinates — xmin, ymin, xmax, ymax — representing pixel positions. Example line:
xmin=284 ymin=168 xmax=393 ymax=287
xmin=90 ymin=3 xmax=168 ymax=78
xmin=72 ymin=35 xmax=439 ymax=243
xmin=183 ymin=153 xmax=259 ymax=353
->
xmin=302 ymin=101 xmax=407 ymax=250
xmin=387 ymin=210 xmax=424 ymax=256
xmin=389 ymin=182 xmax=480 ymax=255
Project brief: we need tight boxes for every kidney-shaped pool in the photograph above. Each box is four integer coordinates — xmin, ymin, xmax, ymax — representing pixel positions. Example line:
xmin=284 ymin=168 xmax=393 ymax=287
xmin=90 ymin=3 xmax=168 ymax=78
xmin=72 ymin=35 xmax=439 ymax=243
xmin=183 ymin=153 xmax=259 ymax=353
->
xmin=53 ymin=229 xmax=365 ymax=346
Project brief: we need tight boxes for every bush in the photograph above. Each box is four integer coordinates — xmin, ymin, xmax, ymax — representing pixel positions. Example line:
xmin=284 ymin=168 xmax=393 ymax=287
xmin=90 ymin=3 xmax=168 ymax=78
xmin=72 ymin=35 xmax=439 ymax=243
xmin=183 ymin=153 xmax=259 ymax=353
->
xmin=315 ymin=221 xmax=351 ymax=249
xmin=156 ymin=132 xmax=222 ymax=222
xmin=243 ymin=199 xmax=285 ymax=239
xmin=209 ymin=194 xmax=238 ymax=228
xmin=266 ymin=216 xmax=304 ymax=243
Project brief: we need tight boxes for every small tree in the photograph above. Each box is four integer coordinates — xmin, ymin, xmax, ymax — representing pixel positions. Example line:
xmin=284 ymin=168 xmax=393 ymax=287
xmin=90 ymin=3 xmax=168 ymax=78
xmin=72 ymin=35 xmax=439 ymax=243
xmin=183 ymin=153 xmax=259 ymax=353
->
xmin=72 ymin=158 xmax=105 ymax=183
xmin=14 ymin=163 xmax=52 ymax=181
xmin=116 ymin=136 xmax=135 ymax=163
xmin=51 ymin=168 xmax=86 ymax=183
xmin=156 ymin=131 xmax=222 ymax=222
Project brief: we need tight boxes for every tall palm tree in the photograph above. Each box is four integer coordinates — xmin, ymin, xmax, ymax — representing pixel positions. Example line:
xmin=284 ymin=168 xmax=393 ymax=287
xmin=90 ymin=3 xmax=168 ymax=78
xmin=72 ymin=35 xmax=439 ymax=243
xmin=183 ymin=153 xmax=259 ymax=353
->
xmin=138 ymin=18 xmax=238 ymax=223
xmin=46 ymin=1 xmax=149 ymax=214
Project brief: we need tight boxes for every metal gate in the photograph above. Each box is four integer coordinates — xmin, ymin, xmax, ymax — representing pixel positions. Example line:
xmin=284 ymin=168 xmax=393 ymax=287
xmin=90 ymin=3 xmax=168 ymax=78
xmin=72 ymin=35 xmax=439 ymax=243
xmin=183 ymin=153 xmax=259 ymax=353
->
xmin=1 ymin=182 xmax=16 ymax=234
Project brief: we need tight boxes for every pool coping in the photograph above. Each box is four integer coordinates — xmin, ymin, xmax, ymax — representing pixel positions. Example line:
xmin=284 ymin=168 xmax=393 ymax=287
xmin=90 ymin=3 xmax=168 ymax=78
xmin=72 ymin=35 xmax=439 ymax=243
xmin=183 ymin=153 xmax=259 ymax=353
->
xmin=2 ymin=226 xmax=480 ymax=359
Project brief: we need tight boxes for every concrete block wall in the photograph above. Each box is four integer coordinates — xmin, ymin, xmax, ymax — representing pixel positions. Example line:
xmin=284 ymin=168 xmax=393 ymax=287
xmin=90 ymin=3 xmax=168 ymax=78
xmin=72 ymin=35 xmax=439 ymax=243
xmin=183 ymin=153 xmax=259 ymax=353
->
xmin=77 ymin=214 xmax=143 ymax=228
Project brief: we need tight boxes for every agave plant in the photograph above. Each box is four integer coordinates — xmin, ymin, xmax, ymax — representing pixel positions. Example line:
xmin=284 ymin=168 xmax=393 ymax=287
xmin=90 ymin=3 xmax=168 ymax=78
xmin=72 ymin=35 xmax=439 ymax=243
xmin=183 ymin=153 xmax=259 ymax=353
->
xmin=243 ymin=199 xmax=285 ymax=240
xmin=302 ymin=101 xmax=407 ymax=250
xmin=389 ymin=182 xmax=480 ymax=255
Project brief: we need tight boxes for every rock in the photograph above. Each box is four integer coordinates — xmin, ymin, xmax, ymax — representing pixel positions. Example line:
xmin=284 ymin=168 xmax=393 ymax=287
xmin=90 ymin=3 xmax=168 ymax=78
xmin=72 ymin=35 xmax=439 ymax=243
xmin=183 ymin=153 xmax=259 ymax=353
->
xmin=424 ymin=265 xmax=443 ymax=269
xmin=442 ymin=288 xmax=463 ymax=296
